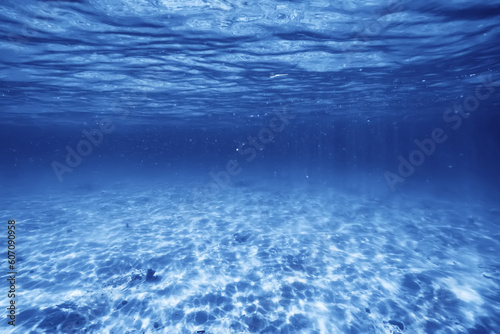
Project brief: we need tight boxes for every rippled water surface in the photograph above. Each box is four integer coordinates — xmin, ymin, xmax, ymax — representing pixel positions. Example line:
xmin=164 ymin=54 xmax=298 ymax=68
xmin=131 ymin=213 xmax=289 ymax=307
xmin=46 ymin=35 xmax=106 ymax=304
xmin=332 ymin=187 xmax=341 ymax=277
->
xmin=2 ymin=0 xmax=499 ymax=122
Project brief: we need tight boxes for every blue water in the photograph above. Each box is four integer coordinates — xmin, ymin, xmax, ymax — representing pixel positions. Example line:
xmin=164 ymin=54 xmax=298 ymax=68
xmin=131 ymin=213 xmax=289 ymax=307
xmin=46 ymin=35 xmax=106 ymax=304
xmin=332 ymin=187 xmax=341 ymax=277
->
xmin=1 ymin=0 xmax=500 ymax=333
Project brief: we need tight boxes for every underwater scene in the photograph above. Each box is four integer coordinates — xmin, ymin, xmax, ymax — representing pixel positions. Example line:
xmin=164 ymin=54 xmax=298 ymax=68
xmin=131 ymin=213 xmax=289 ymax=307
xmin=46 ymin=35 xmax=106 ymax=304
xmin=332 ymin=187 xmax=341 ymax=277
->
xmin=1 ymin=0 xmax=500 ymax=333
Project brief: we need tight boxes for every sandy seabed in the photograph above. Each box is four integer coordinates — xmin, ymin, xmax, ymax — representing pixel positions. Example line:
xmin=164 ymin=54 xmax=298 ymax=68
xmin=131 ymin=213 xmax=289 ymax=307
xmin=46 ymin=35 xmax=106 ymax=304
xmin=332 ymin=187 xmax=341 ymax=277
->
xmin=2 ymin=181 xmax=499 ymax=334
